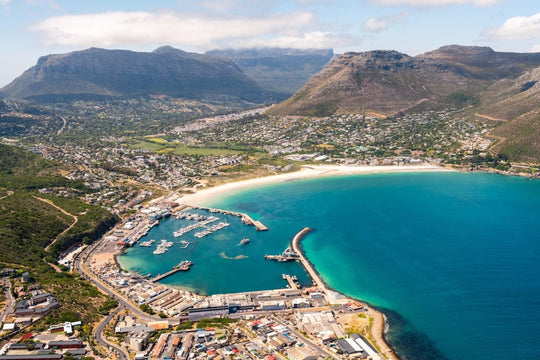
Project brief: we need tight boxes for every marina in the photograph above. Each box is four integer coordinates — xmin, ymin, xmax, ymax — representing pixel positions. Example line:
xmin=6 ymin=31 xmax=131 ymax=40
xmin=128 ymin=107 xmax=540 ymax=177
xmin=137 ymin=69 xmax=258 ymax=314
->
xmin=118 ymin=203 xmax=315 ymax=295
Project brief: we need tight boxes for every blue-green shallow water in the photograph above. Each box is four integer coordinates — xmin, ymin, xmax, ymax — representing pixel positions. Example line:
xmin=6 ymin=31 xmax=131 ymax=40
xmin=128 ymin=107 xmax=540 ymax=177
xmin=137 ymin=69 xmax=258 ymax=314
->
xmin=120 ymin=172 xmax=540 ymax=360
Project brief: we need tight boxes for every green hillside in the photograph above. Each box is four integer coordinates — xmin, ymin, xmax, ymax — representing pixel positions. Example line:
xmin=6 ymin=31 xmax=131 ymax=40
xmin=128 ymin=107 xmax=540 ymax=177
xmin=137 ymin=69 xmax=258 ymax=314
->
xmin=0 ymin=144 xmax=118 ymax=324
xmin=0 ymin=144 xmax=117 ymax=261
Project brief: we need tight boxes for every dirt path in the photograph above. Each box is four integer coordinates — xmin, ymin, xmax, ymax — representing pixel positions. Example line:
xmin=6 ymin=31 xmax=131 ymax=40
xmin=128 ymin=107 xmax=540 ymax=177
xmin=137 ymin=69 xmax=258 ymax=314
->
xmin=366 ymin=111 xmax=387 ymax=118
xmin=485 ymin=132 xmax=507 ymax=150
xmin=32 ymin=196 xmax=78 ymax=252
xmin=0 ymin=190 xmax=14 ymax=201
xmin=475 ymin=113 xmax=507 ymax=122
xmin=43 ymin=259 xmax=63 ymax=272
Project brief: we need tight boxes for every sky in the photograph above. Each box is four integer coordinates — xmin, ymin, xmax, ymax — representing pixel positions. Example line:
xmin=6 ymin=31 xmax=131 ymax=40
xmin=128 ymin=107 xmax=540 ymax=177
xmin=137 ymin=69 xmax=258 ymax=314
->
xmin=0 ymin=0 xmax=539 ymax=86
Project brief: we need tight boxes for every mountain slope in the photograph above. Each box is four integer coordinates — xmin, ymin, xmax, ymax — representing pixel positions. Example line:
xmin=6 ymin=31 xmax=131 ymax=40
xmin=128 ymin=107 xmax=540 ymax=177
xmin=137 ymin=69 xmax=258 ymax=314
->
xmin=0 ymin=46 xmax=278 ymax=103
xmin=477 ymin=67 xmax=540 ymax=162
xmin=268 ymin=45 xmax=540 ymax=117
xmin=206 ymin=48 xmax=334 ymax=96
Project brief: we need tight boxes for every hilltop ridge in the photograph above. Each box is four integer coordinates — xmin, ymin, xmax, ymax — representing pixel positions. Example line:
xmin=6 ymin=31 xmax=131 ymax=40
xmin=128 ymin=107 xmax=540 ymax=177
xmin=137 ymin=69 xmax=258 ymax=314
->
xmin=268 ymin=45 xmax=540 ymax=117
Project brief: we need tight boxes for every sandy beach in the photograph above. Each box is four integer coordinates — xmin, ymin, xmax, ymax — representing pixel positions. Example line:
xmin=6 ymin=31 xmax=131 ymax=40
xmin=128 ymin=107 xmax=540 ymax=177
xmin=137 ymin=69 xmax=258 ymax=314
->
xmin=179 ymin=163 xmax=449 ymax=206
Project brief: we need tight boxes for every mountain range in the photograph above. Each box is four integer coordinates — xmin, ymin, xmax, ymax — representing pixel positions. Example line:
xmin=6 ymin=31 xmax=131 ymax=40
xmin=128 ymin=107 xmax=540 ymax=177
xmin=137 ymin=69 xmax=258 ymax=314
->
xmin=0 ymin=46 xmax=278 ymax=103
xmin=1 ymin=44 xmax=538 ymax=162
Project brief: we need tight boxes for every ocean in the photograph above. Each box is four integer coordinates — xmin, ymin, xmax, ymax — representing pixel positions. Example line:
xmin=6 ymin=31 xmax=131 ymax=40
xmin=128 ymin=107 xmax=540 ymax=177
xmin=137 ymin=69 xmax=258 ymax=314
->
xmin=119 ymin=171 xmax=540 ymax=360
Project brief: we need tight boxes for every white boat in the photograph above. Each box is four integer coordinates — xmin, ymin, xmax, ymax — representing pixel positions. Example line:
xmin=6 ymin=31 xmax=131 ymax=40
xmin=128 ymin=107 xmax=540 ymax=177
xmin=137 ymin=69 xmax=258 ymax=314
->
xmin=140 ymin=239 xmax=156 ymax=247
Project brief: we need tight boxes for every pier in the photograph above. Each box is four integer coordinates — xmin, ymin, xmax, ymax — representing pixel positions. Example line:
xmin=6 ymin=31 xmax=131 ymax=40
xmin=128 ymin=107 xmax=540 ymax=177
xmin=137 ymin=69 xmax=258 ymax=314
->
xmin=193 ymin=206 xmax=268 ymax=231
xmin=150 ymin=267 xmax=183 ymax=283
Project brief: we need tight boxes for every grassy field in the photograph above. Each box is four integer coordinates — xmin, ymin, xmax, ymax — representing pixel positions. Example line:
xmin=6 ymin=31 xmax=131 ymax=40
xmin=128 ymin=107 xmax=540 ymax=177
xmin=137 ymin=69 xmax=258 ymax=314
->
xmin=125 ymin=138 xmax=265 ymax=156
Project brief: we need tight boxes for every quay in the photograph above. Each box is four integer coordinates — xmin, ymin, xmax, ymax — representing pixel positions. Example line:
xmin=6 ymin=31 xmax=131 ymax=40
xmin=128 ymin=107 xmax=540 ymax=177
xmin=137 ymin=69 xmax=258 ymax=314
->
xmin=122 ymin=218 xmax=159 ymax=247
xmin=192 ymin=206 xmax=268 ymax=231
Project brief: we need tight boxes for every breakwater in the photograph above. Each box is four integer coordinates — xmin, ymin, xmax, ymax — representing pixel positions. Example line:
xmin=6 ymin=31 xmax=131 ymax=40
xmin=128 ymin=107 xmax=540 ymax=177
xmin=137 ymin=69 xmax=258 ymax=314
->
xmin=289 ymin=227 xmax=327 ymax=291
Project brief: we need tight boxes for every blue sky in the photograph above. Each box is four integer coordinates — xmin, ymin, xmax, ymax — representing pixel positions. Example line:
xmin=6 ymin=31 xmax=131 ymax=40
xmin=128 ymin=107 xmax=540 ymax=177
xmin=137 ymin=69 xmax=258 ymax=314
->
xmin=1 ymin=0 xmax=539 ymax=86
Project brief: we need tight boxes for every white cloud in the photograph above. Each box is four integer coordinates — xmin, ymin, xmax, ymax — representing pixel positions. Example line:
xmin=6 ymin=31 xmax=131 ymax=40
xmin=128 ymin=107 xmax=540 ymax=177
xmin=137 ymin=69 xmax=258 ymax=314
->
xmin=28 ymin=10 xmax=351 ymax=49
xmin=363 ymin=12 xmax=408 ymax=32
xmin=363 ymin=17 xmax=387 ymax=32
xmin=484 ymin=13 xmax=540 ymax=40
xmin=532 ymin=44 xmax=540 ymax=52
xmin=26 ymin=0 xmax=61 ymax=9
xmin=370 ymin=0 xmax=503 ymax=6
xmin=199 ymin=0 xmax=240 ymax=12
xmin=227 ymin=31 xmax=357 ymax=49
xmin=1 ymin=0 xmax=12 ymax=6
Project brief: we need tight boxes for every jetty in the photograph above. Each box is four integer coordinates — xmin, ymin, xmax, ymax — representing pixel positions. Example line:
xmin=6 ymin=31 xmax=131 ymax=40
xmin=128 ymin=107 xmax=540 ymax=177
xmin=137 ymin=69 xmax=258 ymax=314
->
xmin=193 ymin=206 xmax=268 ymax=231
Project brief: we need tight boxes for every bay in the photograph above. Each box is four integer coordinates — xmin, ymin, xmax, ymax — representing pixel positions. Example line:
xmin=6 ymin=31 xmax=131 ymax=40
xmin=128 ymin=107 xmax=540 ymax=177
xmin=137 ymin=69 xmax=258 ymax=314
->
xmin=119 ymin=171 xmax=540 ymax=360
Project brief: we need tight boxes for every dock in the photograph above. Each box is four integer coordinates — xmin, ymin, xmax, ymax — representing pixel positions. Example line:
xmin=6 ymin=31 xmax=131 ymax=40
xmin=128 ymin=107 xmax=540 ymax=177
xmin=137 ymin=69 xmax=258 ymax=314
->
xmin=282 ymin=274 xmax=300 ymax=289
xmin=264 ymin=254 xmax=296 ymax=262
xmin=265 ymin=246 xmax=300 ymax=262
xmin=193 ymin=206 xmax=268 ymax=231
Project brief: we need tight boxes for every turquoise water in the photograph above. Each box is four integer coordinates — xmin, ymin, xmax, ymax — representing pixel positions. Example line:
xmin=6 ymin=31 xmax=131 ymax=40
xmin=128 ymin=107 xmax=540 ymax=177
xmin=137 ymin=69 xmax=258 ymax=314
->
xmin=118 ymin=208 xmax=313 ymax=295
xmin=120 ymin=172 xmax=540 ymax=360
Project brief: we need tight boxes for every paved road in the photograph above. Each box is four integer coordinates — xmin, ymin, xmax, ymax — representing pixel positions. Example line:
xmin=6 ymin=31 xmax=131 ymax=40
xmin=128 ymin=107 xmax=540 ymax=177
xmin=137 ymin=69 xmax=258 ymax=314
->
xmin=73 ymin=242 xmax=158 ymax=323
xmin=0 ymin=277 xmax=15 ymax=323
xmin=93 ymin=306 xmax=129 ymax=360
